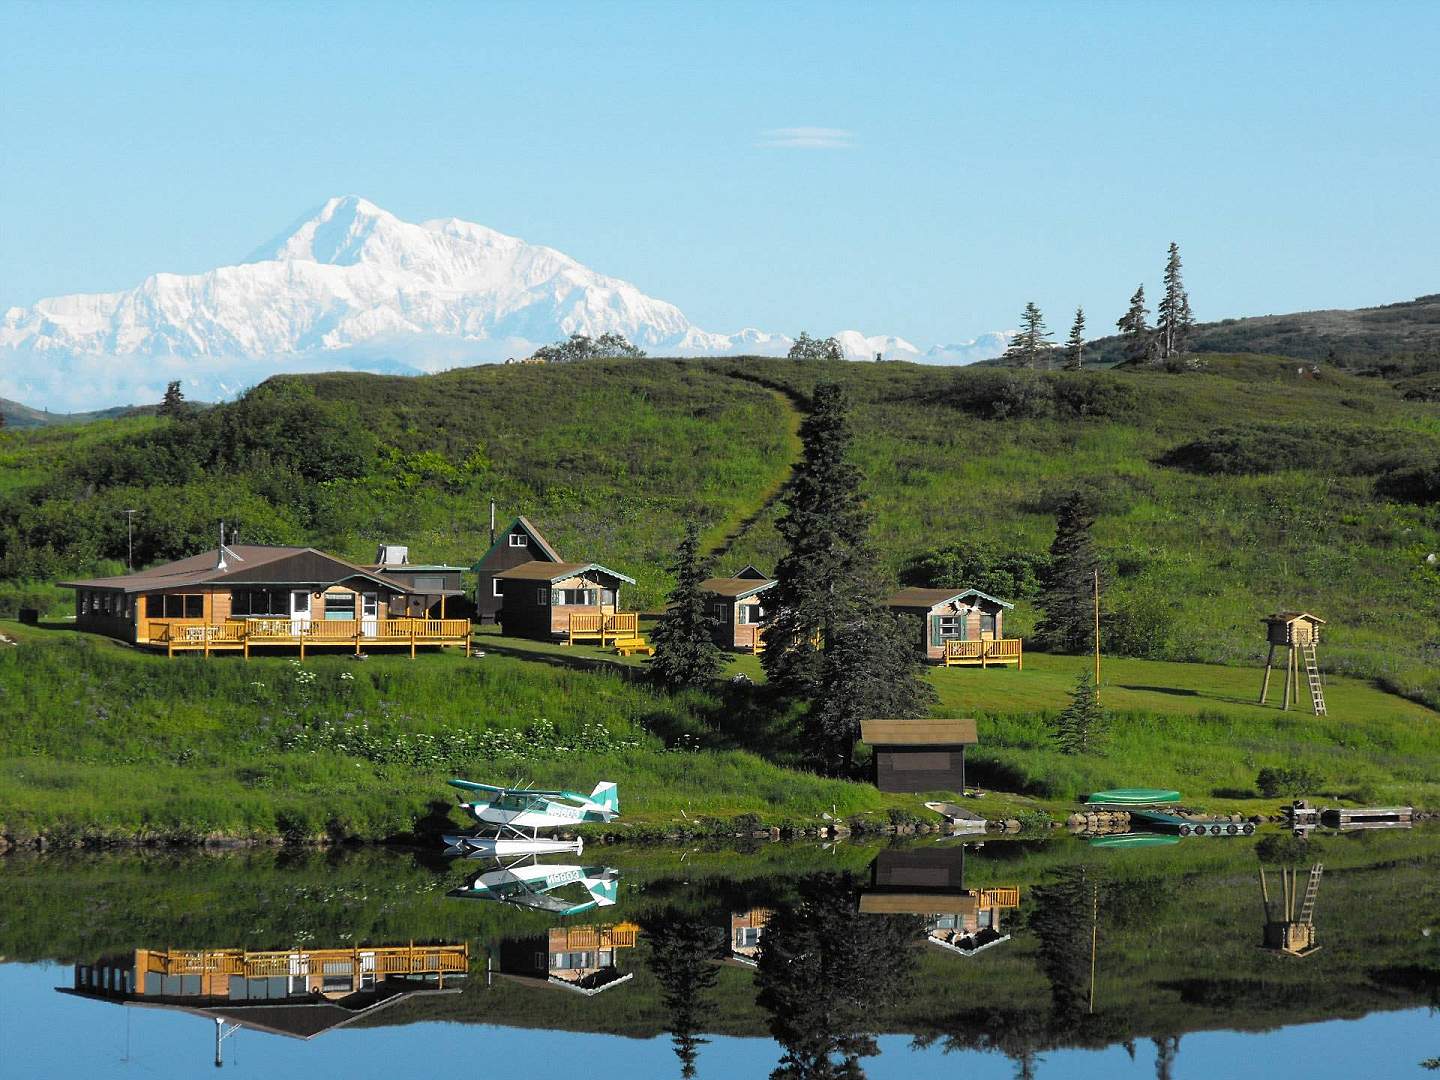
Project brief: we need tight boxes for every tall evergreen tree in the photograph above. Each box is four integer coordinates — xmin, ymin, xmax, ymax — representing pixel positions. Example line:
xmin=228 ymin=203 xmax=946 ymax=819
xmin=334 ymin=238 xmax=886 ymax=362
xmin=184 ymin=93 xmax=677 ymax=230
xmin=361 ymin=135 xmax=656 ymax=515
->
xmin=1155 ymin=243 xmax=1194 ymax=362
xmin=159 ymin=380 xmax=186 ymax=418
xmin=1049 ymin=670 xmax=1107 ymax=754
xmin=1034 ymin=493 xmax=1101 ymax=653
xmin=650 ymin=523 xmax=725 ymax=689
xmin=1116 ymin=284 xmax=1152 ymax=364
xmin=763 ymin=383 xmax=935 ymax=772
xmin=1064 ymin=308 xmax=1086 ymax=371
xmin=1001 ymin=302 xmax=1053 ymax=369
xmin=642 ymin=910 xmax=724 ymax=1078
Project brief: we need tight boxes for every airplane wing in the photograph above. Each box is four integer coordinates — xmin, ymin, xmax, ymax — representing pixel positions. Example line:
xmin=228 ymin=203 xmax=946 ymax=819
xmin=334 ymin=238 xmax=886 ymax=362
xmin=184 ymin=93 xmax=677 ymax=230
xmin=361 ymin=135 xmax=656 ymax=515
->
xmin=448 ymin=779 xmax=569 ymax=797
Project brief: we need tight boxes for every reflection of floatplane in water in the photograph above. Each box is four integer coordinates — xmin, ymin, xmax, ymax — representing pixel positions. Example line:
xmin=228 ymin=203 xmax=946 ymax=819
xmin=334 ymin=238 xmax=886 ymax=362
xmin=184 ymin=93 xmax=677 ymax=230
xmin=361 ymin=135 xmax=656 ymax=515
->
xmin=442 ymin=778 xmax=620 ymax=857
xmin=449 ymin=857 xmax=622 ymax=916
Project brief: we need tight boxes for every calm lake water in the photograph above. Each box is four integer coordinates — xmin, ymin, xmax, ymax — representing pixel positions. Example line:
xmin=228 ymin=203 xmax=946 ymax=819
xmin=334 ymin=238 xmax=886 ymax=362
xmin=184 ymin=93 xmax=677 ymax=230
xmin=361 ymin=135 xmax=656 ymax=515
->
xmin=1 ymin=829 xmax=1436 ymax=1079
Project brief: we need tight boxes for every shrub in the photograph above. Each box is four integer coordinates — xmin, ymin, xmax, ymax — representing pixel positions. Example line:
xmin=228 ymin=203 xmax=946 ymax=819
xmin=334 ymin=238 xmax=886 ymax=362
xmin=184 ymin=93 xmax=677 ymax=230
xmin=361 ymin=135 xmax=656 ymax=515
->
xmin=1103 ymin=597 xmax=1176 ymax=660
xmin=1375 ymin=461 xmax=1440 ymax=505
xmin=1256 ymin=764 xmax=1327 ymax=798
xmin=901 ymin=542 xmax=1048 ymax=600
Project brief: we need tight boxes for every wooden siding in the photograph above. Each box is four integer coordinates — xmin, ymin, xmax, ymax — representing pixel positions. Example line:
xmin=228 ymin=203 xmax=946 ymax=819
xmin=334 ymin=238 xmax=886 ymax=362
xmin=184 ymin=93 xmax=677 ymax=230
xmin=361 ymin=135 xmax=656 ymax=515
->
xmin=874 ymin=747 xmax=968 ymax=794
xmin=476 ymin=522 xmax=561 ymax=624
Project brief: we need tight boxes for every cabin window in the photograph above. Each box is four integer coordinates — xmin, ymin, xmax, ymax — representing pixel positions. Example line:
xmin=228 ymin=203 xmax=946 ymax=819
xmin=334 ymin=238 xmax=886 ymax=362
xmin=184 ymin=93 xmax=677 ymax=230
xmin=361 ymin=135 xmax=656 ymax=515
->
xmin=551 ymin=951 xmax=594 ymax=970
xmin=509 ymin=533 xmax=529 ymax=547
xmin=713 ymin=602 xmax=730 ymax=623
xmin=323 ymin=593 xmax=356 ymax=620
xmin=554 ymin=588 xmax=599 ymax=606
xmin=738 ymin=603 xmax=762 ymax=625
xmin=981 ymin=613 xmax=997 ymax=636
xmin=600 ymin=588 xmax=616 ymax=606
xmin=413 ymin=575 xmax=444 ymax=592
xmin=232 ymin=588 xmax=290 ymax=616
xmin=491 ymin=579 xmax=503 ymax=597
xmin=537 ymin=587 xmax=550 ymax=605
xmin=735 ymin=927 xmax=762 ymax=946
xmin=158 ymin=594 xmax=203 ymax=618
xmin=937 ymin=615 xmax=965 ymax=638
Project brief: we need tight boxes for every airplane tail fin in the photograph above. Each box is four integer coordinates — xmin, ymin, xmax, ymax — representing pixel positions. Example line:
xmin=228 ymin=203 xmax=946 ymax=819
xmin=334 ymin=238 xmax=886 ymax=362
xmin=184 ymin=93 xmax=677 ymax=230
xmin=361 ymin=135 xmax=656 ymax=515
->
xmin=589 ymin=781 xmax=619 ymax=815
xmin=584 ymin=876 xmax=619 ymax=907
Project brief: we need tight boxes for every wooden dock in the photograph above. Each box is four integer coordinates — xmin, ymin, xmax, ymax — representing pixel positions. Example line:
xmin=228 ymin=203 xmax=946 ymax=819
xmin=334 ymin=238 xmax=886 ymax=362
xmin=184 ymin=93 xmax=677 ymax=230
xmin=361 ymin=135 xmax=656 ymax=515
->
xmin=1286 ymin=800 xmax=1412 ymax=834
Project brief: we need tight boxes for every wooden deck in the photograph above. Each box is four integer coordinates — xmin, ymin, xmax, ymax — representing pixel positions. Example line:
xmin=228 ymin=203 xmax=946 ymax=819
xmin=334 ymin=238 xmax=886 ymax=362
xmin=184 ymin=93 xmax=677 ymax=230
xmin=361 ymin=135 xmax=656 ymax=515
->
xmin=148 ymin=617 xmax=471 ymax=658
xmin=141 ymin=943 xmax=469 ymax=979
xmin=567 ymin=611 xmax=639 ymax=646
xmin=943 ymin=637 xmax=1022 ymax=669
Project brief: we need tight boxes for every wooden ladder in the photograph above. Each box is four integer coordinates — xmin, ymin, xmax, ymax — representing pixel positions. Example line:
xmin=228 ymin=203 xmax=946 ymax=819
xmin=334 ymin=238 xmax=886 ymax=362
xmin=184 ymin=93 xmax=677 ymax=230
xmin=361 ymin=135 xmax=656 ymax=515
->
xmin=1301 ymin=643 xmax=1326 ymax=715
xmin=1299 ymin=863 xmax=1324 ymax=924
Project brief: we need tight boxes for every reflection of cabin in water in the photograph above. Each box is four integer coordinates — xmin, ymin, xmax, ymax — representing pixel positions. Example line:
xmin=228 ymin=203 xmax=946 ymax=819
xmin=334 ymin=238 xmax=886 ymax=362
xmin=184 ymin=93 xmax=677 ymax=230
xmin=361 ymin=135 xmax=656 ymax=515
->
xmin=725 ymin=908 xmax=775 ymax=967
xmin=61 ymin=942 xmax=468 ymax=1058
xmin=859 ymin=847 xmax=1020 ymax=957
xmin=496 ymin=923 xmax=640 ymax=995
xmin=699 ymin=566 xmax=775 ymax=652
xmin=885 ymin=587 xmax=1020 ymax=667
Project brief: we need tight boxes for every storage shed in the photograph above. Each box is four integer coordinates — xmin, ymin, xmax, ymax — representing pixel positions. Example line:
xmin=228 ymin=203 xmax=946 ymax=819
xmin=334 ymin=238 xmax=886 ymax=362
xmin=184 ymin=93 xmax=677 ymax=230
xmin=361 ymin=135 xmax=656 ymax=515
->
xmin=860 ymin=718 xmax=978 ymax=794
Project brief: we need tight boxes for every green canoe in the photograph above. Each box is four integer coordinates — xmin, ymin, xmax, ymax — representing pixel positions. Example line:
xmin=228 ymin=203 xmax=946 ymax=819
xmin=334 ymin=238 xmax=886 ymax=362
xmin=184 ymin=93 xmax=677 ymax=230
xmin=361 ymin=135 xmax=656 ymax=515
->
xmin=1085 ymin=788 xmax=1181 ymax=807
xmin=1089 ymin=832 xmax=1180 ymax=848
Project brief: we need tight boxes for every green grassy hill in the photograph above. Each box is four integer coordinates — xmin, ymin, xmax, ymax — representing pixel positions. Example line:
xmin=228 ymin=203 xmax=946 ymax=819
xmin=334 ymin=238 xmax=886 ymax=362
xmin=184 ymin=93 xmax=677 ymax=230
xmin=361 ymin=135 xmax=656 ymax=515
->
xmin=5 ymin=353 xmax=1433 ymax=705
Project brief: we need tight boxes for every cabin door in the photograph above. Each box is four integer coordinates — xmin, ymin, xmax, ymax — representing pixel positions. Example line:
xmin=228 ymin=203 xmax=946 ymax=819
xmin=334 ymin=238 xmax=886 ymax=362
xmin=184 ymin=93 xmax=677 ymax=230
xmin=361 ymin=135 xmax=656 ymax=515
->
xmin=361 ymin=592 xmax=379 ymax=637
xmin=290 ymin=590 xmax=312 ymax=635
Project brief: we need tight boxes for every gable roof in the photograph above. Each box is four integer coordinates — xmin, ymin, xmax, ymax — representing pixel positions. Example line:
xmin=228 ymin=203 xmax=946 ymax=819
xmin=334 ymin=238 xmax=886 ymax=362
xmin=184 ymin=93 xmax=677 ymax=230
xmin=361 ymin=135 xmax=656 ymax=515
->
xmin=472 ymin=515 xmax=562 ymax=570
xmin=495 ymin=561 xmax=637 ymax=586
xmin=59 ymin=546 xmax=413 ymax=596
xmin=699 ymin=576 xmax=776 ymax=600
xmin=886 ymin=587 xmax=1014 ymax=611
xmin=733 ymin=564 xmax=770 ymax=580
xmin=1266 ymin=611 xmax=1326 ymax=625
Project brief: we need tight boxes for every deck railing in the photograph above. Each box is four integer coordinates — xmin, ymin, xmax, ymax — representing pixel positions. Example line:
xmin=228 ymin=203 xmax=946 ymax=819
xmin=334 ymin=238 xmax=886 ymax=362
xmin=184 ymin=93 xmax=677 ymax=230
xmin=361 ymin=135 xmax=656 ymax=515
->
xmin=560 ymin=923 xmax=640 ymax=950
xmin=147 ymin=617 xmax=471 ymax=656
xmin=943 ymin=637 xmax=1023 ymax=669
xmin=567 ymin=612 xmax=638 ymax=646
xmin=142 ymin=944 xmax=469 ymax=978
xmin=978 ymin=887 xmax=1021 ymax=909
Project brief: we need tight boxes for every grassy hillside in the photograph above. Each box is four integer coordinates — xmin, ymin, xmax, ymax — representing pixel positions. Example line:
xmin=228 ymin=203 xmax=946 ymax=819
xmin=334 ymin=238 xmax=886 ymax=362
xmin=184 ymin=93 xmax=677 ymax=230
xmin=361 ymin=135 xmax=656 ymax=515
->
xmin=0 ymin=354 xmax=1436 ymax=706
xmin=1080 ymin=292 xmax=1440 ymax=368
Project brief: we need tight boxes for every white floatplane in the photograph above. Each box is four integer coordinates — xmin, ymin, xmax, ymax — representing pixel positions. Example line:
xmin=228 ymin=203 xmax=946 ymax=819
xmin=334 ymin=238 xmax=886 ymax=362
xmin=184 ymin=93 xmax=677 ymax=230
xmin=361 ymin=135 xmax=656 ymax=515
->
xmin=441 ymin=778 xmax=619 ymax=857
xmin=448 ymin=858 xmax=621 ymax=915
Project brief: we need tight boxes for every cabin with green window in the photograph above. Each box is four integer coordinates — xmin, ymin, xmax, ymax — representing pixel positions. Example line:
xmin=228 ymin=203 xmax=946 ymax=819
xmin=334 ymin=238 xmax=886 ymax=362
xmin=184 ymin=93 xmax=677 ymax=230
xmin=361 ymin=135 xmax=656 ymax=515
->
xmin=886 ymin=587 xmax=1020 ymax=667
xmin=494 ymin=560 xmax=637 ymax=642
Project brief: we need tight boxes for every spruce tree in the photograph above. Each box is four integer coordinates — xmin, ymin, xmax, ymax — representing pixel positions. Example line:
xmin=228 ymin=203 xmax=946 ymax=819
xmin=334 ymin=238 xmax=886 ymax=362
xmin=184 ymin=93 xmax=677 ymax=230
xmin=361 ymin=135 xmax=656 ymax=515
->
xmin=1116 ymin=284 xmax=1152 ymax=364
xmin=641 ymin=910 xmax=723 ymax=1078
xmin=1049 ymin=670 xmax=1107 ymax=754
xmin=1065 ymin=307 xmax=1086 ymax=371
xmin=763 ymin=382 xmax=935 ymax=772
xmin=1034 ymin=493 xmax=1101 ymax=653
xmin=160 ymin=380 xmax=186 ymax=418
xmin=649 ymin=523 xmax=725 ymax=689
xmin=1001 ymin=302 xmax=1053 ymax=369
xmin=1155 ymin=242 xmax=1194 ymax=362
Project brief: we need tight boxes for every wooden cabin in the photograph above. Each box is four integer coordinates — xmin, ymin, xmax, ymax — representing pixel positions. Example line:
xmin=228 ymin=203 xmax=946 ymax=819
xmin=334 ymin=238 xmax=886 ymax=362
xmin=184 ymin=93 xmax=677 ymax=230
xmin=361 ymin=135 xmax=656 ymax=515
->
xmin=496 ymin=924 xmax=639 ymax=995
xmin=472 ymin=516 xmax=564 ymax=624
xmin=885 ymin=587 xmax=1019 ymax=667
xmin=726 ymin=908 xmax=774 ymax=967
xmin=699 ymin=565 xmax=775 ymax=651
xmin=861 ymin=718 xmax=978 ymax=794
xmin=494 ymin=560 xmax=638 ymax=642
xmin=859 ymin=848 xmax=1018 ymax=957
xmin=369 ymin=544 xmax=467 ymax=618
xmin=64 ymin=942 xmax=467 ymax=1052
xmin=59 ymin=545 xmax=470 ymax=657
xmin=1264 ymin=611 xmax=1325 ymax=646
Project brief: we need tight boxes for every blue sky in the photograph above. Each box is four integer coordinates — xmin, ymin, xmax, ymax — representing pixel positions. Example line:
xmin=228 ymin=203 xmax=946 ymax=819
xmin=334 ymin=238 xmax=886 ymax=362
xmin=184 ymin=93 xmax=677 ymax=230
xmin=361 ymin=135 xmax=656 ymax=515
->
xmin=3 ymin=0 xmax=1438 ymax=345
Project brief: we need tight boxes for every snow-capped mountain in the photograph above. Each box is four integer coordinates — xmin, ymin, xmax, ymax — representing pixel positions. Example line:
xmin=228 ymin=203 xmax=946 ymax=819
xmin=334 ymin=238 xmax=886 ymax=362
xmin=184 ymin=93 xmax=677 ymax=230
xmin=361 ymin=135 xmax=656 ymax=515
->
xmin=1 ymin=196 xmax=1008 ymax=409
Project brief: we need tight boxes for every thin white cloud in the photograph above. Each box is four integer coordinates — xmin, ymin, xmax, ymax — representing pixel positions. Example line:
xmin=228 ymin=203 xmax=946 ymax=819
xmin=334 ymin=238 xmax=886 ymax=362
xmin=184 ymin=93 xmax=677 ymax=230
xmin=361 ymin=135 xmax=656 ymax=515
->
xmin=757 ymin=126 xmax=856 ymax=150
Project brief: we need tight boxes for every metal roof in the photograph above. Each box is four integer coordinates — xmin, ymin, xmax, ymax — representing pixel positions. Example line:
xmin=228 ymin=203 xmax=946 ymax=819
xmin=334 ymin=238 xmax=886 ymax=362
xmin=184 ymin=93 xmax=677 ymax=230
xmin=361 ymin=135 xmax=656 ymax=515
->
xmin=885 ymin=587 xmax=1014 ymax=610
xmin=59 ymin=546 xmax=415 ymax=596
xmin=472 ymin=515 xmax=563 ymax=570
xmin=495 ymin=561 xmax=637 ymax=585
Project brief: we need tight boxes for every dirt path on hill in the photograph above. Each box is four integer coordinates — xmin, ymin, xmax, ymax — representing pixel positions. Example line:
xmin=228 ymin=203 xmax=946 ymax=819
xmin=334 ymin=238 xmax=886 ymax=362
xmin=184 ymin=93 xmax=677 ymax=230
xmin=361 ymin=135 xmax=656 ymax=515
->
xmin=700 ymin=377 xmax=804 ymax=566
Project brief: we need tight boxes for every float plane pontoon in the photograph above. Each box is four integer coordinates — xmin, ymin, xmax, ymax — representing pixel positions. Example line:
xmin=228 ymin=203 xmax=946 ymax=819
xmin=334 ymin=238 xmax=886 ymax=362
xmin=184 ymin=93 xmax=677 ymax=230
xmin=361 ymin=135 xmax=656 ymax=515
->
xmin=447 ymin=858 xmax=621 ymax=915
xmin=442 ymin=779 xmax=620 ymax=857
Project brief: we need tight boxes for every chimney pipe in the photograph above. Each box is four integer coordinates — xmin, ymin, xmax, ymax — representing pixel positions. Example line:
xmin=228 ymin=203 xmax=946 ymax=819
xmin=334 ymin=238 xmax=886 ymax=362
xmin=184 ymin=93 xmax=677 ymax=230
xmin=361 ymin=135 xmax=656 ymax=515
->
xmin=489 ymin=500 xmax=496 ymax=547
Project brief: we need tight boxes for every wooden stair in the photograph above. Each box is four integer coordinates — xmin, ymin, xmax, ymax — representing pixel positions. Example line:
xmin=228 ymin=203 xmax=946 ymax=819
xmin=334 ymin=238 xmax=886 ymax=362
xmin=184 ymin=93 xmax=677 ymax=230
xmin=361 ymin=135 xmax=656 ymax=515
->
xmin=1302 ymin=642 xmax=1327 ymax=715
xmin=1299 ymin=863 xmax=1324 ymax=924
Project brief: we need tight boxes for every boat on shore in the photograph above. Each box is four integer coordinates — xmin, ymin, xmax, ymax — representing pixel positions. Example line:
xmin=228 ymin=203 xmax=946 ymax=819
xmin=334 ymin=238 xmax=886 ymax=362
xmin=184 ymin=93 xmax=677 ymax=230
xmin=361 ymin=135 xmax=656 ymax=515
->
xmin=1084 ymin=788 xmax=1181 ymax=808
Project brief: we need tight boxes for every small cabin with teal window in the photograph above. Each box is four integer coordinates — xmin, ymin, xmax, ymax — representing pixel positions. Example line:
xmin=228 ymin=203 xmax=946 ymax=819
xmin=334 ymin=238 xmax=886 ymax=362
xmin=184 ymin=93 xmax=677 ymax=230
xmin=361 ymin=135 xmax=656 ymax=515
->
xmin=698 ymin=565 xmax=775 ymax=651
xmin=886 ymin=587 xmax=1014 ymax=661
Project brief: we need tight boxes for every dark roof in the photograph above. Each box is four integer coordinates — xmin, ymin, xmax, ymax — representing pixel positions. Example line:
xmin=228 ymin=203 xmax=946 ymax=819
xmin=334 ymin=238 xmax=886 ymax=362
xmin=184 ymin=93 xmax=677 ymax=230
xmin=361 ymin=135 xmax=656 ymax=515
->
xmin=59 ymin=546 xmax=413 ymax=596
xmin=886 ymin=587 xmax=1014 ymax=611
xmin=472 ymin=515 xmax=563 ymax=570
xmin=734 ymin=564 xmax=770 ymax=580
xmin=495 ymin=561 xmax=637 ymax=585
xmin=699 ymin=576 xmax=776 ymax=600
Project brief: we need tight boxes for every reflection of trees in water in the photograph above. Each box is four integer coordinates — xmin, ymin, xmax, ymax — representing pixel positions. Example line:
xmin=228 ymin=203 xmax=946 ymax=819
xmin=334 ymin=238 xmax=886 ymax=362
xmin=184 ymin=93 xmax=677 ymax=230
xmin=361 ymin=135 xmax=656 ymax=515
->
xmin=756 ymin=873 xmax=924 ymax=1080
xmin=641 ymin=910 xmax=725 ymax=1078
xmin=1152 ymin=1035 xmax=1180 ymax=1080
